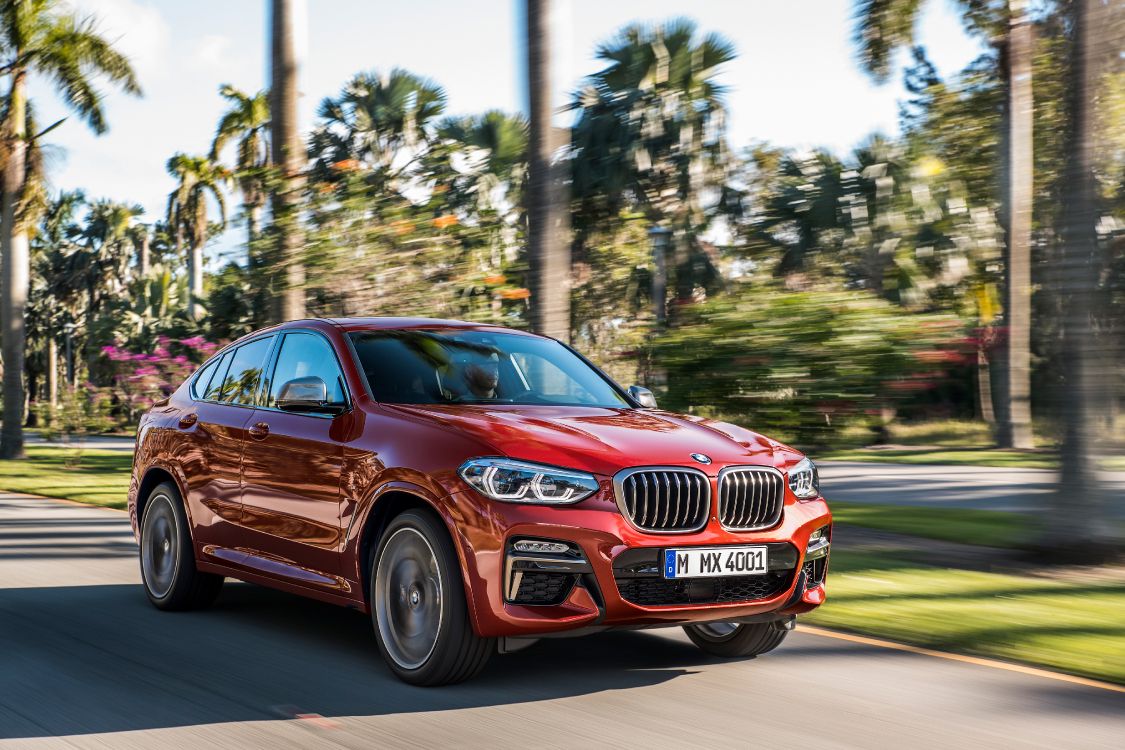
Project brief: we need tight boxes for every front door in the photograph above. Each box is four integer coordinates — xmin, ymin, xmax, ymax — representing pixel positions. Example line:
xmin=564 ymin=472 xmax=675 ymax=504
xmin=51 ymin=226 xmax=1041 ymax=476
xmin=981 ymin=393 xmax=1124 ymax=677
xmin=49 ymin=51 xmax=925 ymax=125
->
xmin=239 ymin=331 xmax=349 ymax=595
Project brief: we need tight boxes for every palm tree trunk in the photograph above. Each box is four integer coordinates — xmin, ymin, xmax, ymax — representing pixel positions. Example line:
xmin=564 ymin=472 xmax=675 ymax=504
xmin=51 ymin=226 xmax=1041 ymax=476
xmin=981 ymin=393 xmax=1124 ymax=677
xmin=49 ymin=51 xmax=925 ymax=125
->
xmin=187 ymin=239 xmax=204 ymax=320
xmin=1045 ymin=0 xmax=1113 ymax=559
xmin=998 ymin=4 xmax=1034 ymax=449
xmin=137 ymin=230 xmax=150 ymax=279
xmin=1 ymin=70 xmax=29 ymax=459
xmin=46 ymin=337 xmax=58 ymax=414
xmin=270 ymin=0 xmax=306 ymax=322
xmin=526 ymin=0 xmax=570 ymax=343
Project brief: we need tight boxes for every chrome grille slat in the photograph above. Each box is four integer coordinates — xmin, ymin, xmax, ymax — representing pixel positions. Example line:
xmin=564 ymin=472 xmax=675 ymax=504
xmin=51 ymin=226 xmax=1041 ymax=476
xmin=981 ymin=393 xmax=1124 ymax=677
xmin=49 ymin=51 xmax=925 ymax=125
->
xmin=613 ymin=467 xmax=710 ymax=533
xmin=718 ymin=467 xmax=784 ymax=531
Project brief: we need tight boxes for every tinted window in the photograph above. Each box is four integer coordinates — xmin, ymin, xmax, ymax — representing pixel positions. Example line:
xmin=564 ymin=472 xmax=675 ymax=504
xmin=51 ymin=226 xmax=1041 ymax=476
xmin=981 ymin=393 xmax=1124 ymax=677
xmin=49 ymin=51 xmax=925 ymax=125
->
xmin=349 ymin=329 xmax=630 ymax=407
xmin=191 ymin=357 xmax=220 ymax=399
xmin=202 ymin=350 xmax=234 ymax=401
xmin=215 ymin=337 xmax=274 ymax=405
xmin=268 ymin=333 xmax=346 ymax=408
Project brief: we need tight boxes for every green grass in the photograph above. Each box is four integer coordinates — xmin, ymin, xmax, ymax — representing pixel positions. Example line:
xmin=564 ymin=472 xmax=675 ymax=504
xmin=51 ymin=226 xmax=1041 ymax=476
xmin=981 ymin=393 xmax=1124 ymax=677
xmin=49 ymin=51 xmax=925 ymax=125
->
xmin=831 ymin=502 xmax=1032 ymax=548
xmin=0 ymin=447 xmax=132 ymax=508
xmin=806 ymin=549 xmax=1125 ymax=685
xmin=819 ymin=447 xmax=1059 ymax=469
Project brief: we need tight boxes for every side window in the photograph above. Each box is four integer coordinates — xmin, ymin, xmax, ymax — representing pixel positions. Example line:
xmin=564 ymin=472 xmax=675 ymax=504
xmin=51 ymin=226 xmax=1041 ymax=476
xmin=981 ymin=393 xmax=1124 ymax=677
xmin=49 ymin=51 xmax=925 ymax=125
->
xmin=268 ymin=333 xmax=346 ymax=408
xmin=190 ymin=357 xmax=220 ymax=399
xmin=217 ymin=336 xmax=274 ymax=405
xmin=202 ymin=350 xmax=234 ymax=401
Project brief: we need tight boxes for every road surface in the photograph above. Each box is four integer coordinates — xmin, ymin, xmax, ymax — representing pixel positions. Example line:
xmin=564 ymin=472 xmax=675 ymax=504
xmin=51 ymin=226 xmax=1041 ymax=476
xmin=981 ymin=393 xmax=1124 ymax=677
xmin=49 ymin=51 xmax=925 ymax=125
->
xmin=1 ymin=492 xmax=1121 ymax=749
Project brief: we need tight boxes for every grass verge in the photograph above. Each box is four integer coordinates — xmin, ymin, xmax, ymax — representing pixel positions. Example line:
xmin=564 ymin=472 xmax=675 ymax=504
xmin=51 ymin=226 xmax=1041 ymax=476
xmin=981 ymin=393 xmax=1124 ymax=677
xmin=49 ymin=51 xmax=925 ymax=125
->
xmin=0 ymin=447 xmax=131 ymax=508
xmin=830 ymin=502 xmax=1032 ymax=548
xmin=805 ymin=549 xmax=1125 ymax=685
xmin=819 ymin=447 xmax=1058 ymax=469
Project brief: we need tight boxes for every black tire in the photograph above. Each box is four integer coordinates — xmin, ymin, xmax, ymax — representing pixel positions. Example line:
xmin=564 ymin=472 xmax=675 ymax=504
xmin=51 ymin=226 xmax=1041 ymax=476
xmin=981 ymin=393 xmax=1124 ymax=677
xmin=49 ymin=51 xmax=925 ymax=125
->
xmin=683 ymin=621 xmax=789 ymax=658
xmin=371 ymin=509 xmax=493 ymax=685
xmin=139 ymin=482 xmax=224 ymax=611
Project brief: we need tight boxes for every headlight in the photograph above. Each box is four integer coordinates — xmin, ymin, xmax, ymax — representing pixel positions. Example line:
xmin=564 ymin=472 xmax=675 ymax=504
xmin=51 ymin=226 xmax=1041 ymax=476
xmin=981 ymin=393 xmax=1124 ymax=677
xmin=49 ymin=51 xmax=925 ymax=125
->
xmin=788 ymin=457 xmax=820 ymax=499
xmin=458 ymin=458 xmax=599 ymax=504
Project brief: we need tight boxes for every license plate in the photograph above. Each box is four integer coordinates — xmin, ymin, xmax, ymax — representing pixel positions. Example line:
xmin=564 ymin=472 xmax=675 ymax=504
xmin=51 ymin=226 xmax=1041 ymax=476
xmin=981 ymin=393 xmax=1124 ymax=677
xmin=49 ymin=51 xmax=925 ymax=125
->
xmin=664 ymin=546 xmax=769 ymax=579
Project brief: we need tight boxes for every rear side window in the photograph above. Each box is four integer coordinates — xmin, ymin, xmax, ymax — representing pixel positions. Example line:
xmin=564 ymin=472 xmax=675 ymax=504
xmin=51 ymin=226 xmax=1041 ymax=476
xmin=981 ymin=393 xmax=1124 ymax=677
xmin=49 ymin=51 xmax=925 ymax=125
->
xmin=216 ymin=337 xmax=274 ymax=405
xmin=202 ymin=351 xmax=234 ymax=401
xmin=190 ymin=357 xmax=220 ymax=399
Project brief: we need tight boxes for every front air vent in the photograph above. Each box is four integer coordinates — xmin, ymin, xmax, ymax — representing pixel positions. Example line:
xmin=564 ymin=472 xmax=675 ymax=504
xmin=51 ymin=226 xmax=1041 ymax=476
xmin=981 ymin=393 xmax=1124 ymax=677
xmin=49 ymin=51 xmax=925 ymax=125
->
xmin=613 ymin=467 xmax=710 ymax=533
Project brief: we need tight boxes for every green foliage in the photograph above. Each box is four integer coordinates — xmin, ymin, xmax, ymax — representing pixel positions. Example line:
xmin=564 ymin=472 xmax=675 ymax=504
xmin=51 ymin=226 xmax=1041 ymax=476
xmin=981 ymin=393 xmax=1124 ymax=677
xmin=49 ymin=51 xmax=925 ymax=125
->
xmin=652 ymin=286 xmax=963 ymax=446
xmin=33 ymin=386 xmax=114 ymax=444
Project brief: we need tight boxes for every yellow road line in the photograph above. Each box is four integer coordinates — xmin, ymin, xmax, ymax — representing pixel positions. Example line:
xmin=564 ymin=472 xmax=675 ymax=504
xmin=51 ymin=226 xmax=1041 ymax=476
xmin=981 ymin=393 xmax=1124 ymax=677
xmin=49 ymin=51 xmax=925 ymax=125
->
xmin=799 ymin=624 xmax=1125 ymax=694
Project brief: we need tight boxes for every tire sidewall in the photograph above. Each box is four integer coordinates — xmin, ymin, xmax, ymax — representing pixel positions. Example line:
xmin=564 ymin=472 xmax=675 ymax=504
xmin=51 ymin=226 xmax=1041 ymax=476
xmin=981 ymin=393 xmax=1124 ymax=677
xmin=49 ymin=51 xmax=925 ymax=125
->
xmin=370 ymin=509 xmax=466 ymax=684
xmin=140 ymin=483 xmax=190 ymax=608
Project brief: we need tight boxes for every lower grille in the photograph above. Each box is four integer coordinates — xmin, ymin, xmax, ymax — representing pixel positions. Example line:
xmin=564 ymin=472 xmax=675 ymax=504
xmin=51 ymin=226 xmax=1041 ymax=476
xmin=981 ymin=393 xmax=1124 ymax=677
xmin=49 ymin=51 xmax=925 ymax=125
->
xmin=616 ymin=570 xmax=794 ymax=606
xmin=511 ymin=571 xmax=576 ymax=605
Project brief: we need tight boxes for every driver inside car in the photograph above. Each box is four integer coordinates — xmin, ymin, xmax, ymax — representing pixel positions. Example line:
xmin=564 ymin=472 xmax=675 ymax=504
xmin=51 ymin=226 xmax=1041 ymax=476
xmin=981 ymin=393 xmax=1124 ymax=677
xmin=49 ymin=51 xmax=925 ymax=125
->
xmin=444 ymin=350 xmax=501 ymax=401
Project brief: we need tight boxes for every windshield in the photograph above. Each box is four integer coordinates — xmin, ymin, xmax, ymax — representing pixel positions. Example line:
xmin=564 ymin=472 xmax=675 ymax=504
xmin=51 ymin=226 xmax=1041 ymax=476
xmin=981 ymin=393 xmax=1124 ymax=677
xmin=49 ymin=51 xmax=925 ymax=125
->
xmin=349 ymin=329 xmax=632 ymax=407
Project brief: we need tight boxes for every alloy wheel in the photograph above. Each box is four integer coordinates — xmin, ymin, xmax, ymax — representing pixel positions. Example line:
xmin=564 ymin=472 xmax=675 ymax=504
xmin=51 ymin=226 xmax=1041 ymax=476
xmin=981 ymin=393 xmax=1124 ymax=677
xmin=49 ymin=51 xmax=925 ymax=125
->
xmin=375 ymin=527 xmax=444 ymax=670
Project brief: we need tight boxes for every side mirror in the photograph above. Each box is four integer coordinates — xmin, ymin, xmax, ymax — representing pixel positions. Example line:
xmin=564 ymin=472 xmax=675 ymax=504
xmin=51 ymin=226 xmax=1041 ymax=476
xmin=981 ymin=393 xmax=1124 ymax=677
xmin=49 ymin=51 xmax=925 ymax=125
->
xmin=628 ymin=385 xmax=658 ymax=409
xmin=276 ymin=376 xmax=345 ymax=415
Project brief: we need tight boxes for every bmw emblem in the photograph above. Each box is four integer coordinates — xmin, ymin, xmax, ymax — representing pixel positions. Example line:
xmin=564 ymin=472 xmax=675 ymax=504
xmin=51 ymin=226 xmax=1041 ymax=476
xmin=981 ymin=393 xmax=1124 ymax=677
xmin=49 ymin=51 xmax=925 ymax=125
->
xmin=690 ymin=453 xmax=712 ymax=465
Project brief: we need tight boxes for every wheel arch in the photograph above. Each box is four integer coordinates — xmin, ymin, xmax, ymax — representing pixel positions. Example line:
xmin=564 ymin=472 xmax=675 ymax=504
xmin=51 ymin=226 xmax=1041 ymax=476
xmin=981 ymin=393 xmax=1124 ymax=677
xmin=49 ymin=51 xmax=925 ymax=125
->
xmin=135 ymin=464 xmax=192 ymax=534
xmin=354 ymin=483 xmax=482 ymax=632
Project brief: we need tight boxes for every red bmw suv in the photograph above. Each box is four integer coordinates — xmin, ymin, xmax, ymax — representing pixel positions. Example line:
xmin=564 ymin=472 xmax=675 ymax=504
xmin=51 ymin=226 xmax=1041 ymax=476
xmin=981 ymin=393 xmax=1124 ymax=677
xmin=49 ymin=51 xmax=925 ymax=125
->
xmin=129 ymin=318 xmax=831 ymax=685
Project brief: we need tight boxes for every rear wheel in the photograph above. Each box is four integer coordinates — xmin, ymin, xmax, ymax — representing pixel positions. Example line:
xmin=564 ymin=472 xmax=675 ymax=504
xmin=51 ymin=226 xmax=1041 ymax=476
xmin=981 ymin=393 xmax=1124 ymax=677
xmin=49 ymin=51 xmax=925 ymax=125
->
xmin=371 ymin=509 xmax=493 ymax=686
xmin=683 ymin=621 xmax=789 ymax=658
xmin=139 ymin=482 xmax=224 ymax=611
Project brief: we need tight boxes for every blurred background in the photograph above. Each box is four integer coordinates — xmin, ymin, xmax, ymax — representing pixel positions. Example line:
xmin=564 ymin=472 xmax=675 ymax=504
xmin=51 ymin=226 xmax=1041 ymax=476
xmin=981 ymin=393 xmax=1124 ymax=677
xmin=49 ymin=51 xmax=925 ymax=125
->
xmin=0 ymin=0 xmax=1122 ymax=718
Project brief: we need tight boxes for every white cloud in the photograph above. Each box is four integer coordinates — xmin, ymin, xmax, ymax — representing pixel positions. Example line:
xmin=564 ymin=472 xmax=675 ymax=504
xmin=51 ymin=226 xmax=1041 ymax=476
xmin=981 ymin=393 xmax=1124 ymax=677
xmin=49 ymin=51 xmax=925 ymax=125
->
xmin=67 ymin=0 xmax=170 ymax=86
xmin=191 ymin=34 xmax=234 ymax=70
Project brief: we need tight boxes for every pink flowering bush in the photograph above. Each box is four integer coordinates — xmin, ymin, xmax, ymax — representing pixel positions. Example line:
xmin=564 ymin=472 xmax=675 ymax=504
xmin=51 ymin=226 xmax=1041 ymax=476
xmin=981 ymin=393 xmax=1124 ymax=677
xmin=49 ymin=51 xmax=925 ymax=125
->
xmin=102 ymin=336 xmax=219 ymax=424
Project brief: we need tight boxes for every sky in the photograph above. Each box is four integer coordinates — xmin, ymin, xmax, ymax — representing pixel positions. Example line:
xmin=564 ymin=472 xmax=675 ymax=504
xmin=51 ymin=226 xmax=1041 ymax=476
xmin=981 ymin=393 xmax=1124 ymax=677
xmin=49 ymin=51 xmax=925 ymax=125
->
xmin=40 ymin=0 xmax=984 ymax=266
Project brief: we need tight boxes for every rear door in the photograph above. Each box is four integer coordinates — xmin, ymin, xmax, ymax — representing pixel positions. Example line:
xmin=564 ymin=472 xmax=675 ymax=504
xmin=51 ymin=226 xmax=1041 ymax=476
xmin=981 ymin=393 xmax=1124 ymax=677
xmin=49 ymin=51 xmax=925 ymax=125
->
xmin=238 ymin=330 xmax=350 ymax=593
xmin=177 ymin=335 xmax=275 ymax=563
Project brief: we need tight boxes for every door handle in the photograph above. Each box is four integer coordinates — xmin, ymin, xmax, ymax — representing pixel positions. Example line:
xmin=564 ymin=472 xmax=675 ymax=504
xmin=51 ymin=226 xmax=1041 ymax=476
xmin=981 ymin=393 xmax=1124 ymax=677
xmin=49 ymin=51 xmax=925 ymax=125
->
xmin=178 ymin=413 xmax=198 ymax=429
xmin=248 ymin=421 xmax=270 ymax=440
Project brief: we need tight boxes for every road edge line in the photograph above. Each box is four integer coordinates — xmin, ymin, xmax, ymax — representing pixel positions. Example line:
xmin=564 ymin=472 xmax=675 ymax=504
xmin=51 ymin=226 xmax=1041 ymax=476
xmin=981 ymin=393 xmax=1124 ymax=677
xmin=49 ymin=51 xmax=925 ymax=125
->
xmin=798 ymin=624 xmax=1125 ymax=693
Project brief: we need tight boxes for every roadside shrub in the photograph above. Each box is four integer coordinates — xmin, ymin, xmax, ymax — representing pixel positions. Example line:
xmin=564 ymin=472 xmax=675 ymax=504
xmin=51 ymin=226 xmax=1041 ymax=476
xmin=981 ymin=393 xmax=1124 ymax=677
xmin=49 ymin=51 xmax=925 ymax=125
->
xmin=651 ymin=287 xmax=965 ymax=448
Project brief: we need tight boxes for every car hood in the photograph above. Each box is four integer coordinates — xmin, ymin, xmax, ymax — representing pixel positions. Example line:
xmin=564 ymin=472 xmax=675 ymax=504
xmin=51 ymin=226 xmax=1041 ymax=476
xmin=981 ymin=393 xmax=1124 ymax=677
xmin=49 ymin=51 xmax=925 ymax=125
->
xmin=385 ymin=404 xmax=785 ymax=477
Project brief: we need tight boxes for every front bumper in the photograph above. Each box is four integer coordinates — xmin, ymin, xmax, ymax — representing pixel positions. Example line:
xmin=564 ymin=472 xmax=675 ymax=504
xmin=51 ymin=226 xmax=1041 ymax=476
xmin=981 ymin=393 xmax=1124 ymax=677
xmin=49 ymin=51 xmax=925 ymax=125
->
xmin=448 ymin=488 xmax=831 ymax=639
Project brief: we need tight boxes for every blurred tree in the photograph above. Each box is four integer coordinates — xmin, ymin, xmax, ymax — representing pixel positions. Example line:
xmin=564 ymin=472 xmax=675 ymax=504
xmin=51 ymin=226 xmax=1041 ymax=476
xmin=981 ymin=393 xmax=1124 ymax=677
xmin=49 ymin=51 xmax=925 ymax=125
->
xmin=309 ymin=69 xmax=447 ymax=193
xmin=211 ymin=84 xmax=270 ymax=251
xmin=165 ymin=154 xmax=229 ymax=320
xmin=0 ymin=0 xmax=140 ymax=457
xmin=526 ymin=0 xmax=571 ymax=342
xmin=1047 ymin=0 xmax=1118 ymax=560
xmin=853 ymin=0 xmax=1034 ymax=448
xmin=569 ymin=18 xmax=734 ymax=319
xmin=269 ymin=0 xmax=305 ymax=322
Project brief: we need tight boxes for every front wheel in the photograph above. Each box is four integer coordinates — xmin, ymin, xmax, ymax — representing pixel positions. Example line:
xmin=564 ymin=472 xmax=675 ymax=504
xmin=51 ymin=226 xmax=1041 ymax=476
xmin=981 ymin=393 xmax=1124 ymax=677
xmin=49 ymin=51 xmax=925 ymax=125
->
xmin=371 ymin=509 xmax=493 ymax=685
xmin=683 ymin=621 xmax=789 ymax=658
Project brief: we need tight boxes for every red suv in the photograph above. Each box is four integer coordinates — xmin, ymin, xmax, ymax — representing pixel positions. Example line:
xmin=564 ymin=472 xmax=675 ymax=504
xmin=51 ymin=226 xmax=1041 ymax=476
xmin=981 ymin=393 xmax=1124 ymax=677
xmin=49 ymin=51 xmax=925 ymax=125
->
xmin=129 ymin=318 xmax=830 ymax=685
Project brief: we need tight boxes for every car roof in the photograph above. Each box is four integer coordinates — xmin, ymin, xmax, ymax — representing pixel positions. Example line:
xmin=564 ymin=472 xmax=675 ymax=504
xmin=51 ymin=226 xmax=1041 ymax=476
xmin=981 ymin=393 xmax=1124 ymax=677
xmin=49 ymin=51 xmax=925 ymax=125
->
xmin=323 ymin=317 xmax=538 ymax=335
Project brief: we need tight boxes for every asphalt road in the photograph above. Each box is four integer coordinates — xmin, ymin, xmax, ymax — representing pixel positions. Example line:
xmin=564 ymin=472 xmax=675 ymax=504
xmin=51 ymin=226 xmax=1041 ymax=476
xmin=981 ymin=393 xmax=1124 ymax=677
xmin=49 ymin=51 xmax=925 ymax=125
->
xmin=2 ymin=492 xmax=1122 ymax=749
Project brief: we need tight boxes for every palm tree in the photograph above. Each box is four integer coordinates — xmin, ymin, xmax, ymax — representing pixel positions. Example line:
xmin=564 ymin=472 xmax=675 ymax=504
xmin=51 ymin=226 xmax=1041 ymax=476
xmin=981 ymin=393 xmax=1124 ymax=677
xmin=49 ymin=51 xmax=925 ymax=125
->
xmin=166 ymin=154 xmax=228 ymax=320
xmin=310 ymin=69 xmax=447 ymax=190
xmin=526 ymin=0 xmax=570 ymax=342
xmin=269 ymin=0 xmax=305 ymax=322
xmin=1047 ymin=0 xmax=1114 ymax=560
xmin=569 ymin=19 xmax=735 ymax=321
xmin=211 ymin=84 xmax=270 ymax=250
xmin=853 ymin=0 xmax=1034 ymax=449
xmin=0 ymin=0 xmax=140 ymax=457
